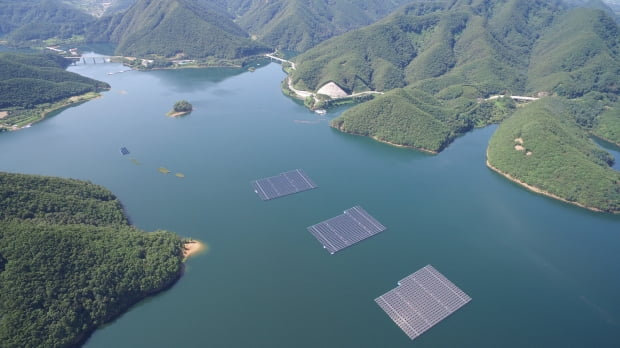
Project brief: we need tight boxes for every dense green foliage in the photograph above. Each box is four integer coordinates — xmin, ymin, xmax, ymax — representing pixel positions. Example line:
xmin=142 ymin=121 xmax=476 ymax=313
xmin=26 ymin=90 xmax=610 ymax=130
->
xmin=0 ymin=52 xmax=109 ymax=109
xmin=0 ymin=173 xmax=127 ymax=225
xmin=0 ymin=0 xmax=94 ymax=45
xmin=527 ymin=8 xmax=620 ymax=97
xmin=230 ymin=0 xmax=414 ymax=52
xmin=487 ymin=99 xmax=620 ymax=212
xmin=0 ymin=52 xmax=109 ymax=130
xmin=89 ymin=0 xmax=269 ymax=59
xmin=0 ymin=172 xmax=184 ymax=347
xmin=0 ymin=0 xmax=428 ymax=61
xmin=292 ymin=0 xmax=564 ymax=94
xmin=294 ymin=0 xmax=620 ymax=150
xmin=594 ymin=105 xmax=620 ymax=144
xmin=332 ymin=87 xmax=516 ymax=152
xmin=332 ymin=88 xmax=471 ymax=152
xmin=173 ymin=100 xmax=193 ymax=112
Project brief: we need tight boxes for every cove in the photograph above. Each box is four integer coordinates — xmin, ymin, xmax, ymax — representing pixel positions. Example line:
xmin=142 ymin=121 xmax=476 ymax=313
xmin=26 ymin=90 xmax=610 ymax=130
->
xmin=0 ymin=56 xmax=619 ymax=347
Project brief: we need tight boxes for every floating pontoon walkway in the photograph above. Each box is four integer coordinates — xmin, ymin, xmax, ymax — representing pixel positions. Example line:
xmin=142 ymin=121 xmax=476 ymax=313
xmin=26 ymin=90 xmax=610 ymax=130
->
xmin=120 ymin=147 xmax=130 ymax=155
xmin=307 ymin=206 xmax=386 ymax=254
xmin=252 ymin=169 xmax=318 ymax=200
xmin=375 ymin=265 xmax=471 ymax=340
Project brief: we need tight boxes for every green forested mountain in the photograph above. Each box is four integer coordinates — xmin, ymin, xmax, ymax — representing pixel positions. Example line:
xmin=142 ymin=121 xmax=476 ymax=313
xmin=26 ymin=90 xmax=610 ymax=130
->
xmin=0 ymin=0 xmax=95 ymax=45
xmin=292 ymin=0 xmax=566 ymax=95
xmin=487 ymin=98 xmax=620 ymax=213
xmin=1 ymin=0 xmax=420 ymax=59
xmin=88 ymin=0 xmax=269 ymax=59
xmin=0 ymin=172 xmax=184 ymax=347
xmin=527 ymin=8 xmax=620 ymax=97
xmin=0 ymin=52 xmax=109 ymax=109
xmin=290 ymin=0 xmax=620 ymax=150
xmin=228 ymin=0 xmax=415 ymax=52
xmin=289 ymin=0 xmax=620 ymax=211
xmin=0 ymin=52 xmax=109 ymax=130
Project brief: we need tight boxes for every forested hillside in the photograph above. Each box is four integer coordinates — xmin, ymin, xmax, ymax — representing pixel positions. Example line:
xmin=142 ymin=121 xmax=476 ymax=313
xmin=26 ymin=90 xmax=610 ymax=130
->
xmin=0 ymin=172 xmax=185 ymax=347
xmin=487 ymin=99 xmax=620 ymax=213
xmin=0 ymin=52 xmax=109 ymax=108
xmin=228 ymin=0 xmax=414 ymax=52
xmin=0 ymin=0 xmax=95 ymax=45
xmin=289 ymin=0 xmax=620 ymax=211
xmin=290 ymin=0 xmax=620 ymax=152
xmin=0 ymin=52 xmax=110 ymax=130
xmin=88 ymin=0 xmax=269 ymax=59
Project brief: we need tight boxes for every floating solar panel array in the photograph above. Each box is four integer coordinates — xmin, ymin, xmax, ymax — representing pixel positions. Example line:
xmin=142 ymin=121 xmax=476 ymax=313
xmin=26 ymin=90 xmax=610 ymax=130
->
xmin=120 ymin=147 xmax=130 ymax=155
xmin=252 ymin=169 xmax=318 ymax=200
xmin=375 ymin=265 xmax=471 ymax=341
xmin=307 ymin=206 xmax=386 ymax=254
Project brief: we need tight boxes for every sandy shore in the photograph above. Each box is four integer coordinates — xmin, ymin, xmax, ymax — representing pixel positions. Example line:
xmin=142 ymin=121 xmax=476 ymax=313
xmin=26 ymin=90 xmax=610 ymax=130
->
xmin=485 ymin=157 xmax=616 ymax=213
xmin=182 ymin=240 xmax=206 ymax=260
xmin=1 ymin=93 xmax=102 ymax=131
xmin=371 ymin=136 xmax=439 ymax=154
xmin=330 ymin=123 xmax=438 ymax=154
xmin=167 ymin=110 xmax=191 ymax=117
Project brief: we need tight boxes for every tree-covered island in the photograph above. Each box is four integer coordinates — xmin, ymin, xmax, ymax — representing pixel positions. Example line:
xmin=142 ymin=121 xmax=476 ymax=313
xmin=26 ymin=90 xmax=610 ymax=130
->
xmin=167 ymin=100 xmax=193 ymax=117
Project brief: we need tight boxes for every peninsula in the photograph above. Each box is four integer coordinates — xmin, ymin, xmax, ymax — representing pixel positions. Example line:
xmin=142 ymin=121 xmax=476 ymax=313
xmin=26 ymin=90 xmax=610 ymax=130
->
xmin=0 ymin=172 xmax=200 ymax=347
xmin=0 ymin=52 xmax=110 ymax=131
xmin=486 ymin=99 xmax=620 ymax=214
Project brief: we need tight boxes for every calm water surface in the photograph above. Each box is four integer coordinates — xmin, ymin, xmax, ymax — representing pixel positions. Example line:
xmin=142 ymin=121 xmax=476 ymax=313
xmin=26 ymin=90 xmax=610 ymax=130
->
xmin=1 ymin=55 xmax=619 ymax=347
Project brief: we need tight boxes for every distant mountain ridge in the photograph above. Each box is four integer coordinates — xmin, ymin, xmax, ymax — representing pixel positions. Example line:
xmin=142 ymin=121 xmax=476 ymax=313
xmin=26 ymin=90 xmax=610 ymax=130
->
xmin=0 ymin=0 xmax=94 ymax=45
xmin=88 ymin=0 xmax=269 ymax=59
xmin=228 ymin=0 xmax=415 ymax=52
xmin=3 ymin=0 xmax=617 ymax=60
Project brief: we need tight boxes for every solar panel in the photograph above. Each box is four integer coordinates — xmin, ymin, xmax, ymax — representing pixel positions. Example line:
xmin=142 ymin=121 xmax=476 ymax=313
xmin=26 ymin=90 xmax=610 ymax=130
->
xmin=375 ymin=265 xmax=471 ymax=340
xmin=252 ymin=169 xmax=318 ymax=200
xmin=307 ymin=206 xmax=386 ymax=254
xmin=120 ymin=147 xmax=130 ymax=155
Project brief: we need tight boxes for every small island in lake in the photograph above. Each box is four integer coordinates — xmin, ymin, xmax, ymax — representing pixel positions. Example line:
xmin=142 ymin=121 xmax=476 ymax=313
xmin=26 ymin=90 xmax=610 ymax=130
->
xmin=167 ymin=100 xmax=193 ymax=117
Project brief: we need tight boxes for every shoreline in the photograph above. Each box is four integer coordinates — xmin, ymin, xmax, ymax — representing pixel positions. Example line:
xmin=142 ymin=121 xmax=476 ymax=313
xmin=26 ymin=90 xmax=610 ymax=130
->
xmin=182 ymin=240 xmax=206 ymax=260
xmin=0 ymin=92 xmax=103 ymax=131
xmin=328 ymin=123 xmax=438 ymax=154
xmin=76 ymin=257 xmax=184 ymax=347
xmin=485 ymin=156 xmax=618 ymax=214
xmin=370 ymin=136 xmax=439 ymax=154
xmin=591 ymin=132 xmax=620 ymax=148
xmin=166 ymin=110 xmax=191 ymax=117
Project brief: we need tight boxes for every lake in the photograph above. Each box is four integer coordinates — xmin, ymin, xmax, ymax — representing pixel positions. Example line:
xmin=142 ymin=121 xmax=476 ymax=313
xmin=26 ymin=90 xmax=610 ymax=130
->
xmin=1 ymin=55 xmax=619 ymax=347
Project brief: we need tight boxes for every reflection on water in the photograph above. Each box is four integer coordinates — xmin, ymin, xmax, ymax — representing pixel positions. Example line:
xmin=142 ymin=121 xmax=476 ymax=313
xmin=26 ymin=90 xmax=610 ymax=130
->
xmin=592 ymin=136 xmax=620 ymax=171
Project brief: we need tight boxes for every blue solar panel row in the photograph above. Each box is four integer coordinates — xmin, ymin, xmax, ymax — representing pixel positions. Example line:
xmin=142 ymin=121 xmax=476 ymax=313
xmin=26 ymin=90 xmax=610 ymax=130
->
xmin=120 ymin=147 xmax=130 ymax=155
xmin=252 ymin=169 xmax=318 ymax=200
xmin=375 ymin=265 xmax=471 ymax=340
xmin=307 ymin=206 xmax=387 ymax=254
